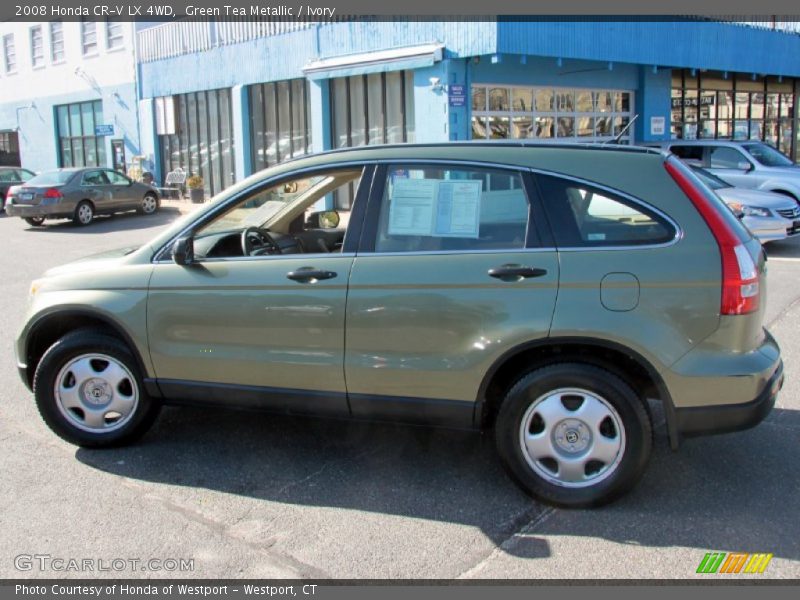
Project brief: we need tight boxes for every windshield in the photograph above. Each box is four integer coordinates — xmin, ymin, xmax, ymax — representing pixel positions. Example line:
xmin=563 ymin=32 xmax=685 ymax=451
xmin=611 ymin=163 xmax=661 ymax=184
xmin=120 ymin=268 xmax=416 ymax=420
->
xmin=689 ymin=166 xmax=729 ymax=190
xmin=26 ymin=170 xmax=76 ymax=186
xmin=742 ymin=143 xmax=794 ymax=167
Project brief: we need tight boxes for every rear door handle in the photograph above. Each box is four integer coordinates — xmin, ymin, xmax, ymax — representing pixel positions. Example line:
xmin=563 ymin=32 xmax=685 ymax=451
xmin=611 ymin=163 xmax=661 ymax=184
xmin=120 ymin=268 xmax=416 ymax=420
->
xmin=488 ymin=265 xmax=548 ymax=280
xmin=286 ymin=268 xmax=337 ymax=282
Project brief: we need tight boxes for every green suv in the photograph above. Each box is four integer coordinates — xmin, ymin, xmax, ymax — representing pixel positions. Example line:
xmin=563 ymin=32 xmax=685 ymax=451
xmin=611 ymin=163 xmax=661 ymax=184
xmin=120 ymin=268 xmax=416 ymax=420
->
xmin=15 ymin=143 xmax=783 ymax=507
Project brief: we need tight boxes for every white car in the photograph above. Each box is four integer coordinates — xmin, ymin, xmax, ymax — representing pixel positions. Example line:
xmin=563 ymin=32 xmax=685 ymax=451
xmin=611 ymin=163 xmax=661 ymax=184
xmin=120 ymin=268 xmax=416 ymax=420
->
xmin=652 ymin=140 xmax=800 ymax=203
xmin=691 ymin=165 xmax=800 ymax=244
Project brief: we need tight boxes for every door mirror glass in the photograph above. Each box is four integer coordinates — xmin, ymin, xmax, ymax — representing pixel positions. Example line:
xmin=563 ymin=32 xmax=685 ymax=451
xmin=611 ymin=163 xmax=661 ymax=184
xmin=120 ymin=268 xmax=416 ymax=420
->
xmin=306 ymin=210 xmax=340 ymax=229
xmin=172 ymin=236 xmax=194 ymax=265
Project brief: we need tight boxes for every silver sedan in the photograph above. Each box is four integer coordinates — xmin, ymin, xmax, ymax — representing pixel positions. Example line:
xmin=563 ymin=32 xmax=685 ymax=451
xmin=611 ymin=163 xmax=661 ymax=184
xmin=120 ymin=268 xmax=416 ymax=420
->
xmin=4 ymin=167 xmax=160 ymax=227
xmin=691 ymin=165 xmax=800 ymax=244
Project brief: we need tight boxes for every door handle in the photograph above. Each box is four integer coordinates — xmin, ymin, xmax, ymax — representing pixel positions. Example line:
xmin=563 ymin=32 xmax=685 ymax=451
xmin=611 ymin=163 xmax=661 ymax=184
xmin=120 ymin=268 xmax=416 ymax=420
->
xmin=286 ymin=268 xmax=337 ymax=282
xmin=488 ymin=265 xmax=548 ymax=280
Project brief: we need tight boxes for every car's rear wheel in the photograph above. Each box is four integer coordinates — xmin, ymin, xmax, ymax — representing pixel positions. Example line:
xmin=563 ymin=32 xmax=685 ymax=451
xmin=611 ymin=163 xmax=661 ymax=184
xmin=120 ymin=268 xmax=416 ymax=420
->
xmin=23 ymin=217 xmax=45 ymax=227
xmin=495 ymin=363 xmax=652 ymax=508
xmin=73 ymin=201 xmax=94 ymax=226
xmin=33 ymin=329 xmax=160 ymax=447
xmin=138 ymin=193 xmax=159 ymax=215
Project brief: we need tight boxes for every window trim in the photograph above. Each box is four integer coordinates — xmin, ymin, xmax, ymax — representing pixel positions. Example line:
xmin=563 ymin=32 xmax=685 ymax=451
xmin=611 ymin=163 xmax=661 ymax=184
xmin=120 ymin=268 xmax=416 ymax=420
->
xmin=55 ymin=99 xmax=105 ymax=168
xmin=359 ymin=161 xmax=542 ymax=255
xmin=531 ymin=168 xmax=682 ymax=251
xmin=3 ymin=34 xmax=17 ymax=74
xmin=471 ymin=84 xmax=634 ymax=143
xmin=29 ymin=25 xmax=44 ymax=69
xmin=49 ymin=22 xmax=65 ymax=63
xmin=105 ymin=22 xmax=125 ymax=51
xmin=81 ymin=21 xmax=98 ymax=57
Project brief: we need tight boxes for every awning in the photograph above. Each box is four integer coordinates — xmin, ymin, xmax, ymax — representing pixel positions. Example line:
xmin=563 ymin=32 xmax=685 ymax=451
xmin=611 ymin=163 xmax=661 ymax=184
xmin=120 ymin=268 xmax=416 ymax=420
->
xmin=303 ymin=43 xmax=444 ymax=80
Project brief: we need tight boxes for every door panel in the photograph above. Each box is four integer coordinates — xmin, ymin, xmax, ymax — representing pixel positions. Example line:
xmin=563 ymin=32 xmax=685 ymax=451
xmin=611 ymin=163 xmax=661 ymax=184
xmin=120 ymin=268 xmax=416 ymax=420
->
xmin=344 ymin=163 xmax=559 ymax=416
xmin=145 ymin=163 xmax=372 ymax=415
xmin=104 ymin=169 xmax=137 ymax=209
xmin=345 ymin=251 xmax=559 ymax=404
xmin=147 ymin=255 xmax=354 ymax=414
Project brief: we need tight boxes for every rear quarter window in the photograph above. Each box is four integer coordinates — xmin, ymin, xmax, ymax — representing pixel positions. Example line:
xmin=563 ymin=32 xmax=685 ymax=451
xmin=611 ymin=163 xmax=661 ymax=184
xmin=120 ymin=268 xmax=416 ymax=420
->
xmin=536 ymin=174 xmax=676 ymax=247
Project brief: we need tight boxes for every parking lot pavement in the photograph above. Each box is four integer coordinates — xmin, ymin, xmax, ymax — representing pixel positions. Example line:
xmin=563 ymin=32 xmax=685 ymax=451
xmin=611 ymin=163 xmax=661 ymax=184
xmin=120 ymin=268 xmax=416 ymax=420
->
xmin=0 ymin=211 xmax=798 ymax=579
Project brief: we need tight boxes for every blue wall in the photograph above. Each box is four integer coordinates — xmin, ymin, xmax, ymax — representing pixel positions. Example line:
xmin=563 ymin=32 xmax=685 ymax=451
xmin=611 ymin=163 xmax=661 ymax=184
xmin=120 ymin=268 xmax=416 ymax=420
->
xmin=134 ymin=19 xmax=800 ymax=183
xmin=496 ymin=20 xmax=800 ymax=77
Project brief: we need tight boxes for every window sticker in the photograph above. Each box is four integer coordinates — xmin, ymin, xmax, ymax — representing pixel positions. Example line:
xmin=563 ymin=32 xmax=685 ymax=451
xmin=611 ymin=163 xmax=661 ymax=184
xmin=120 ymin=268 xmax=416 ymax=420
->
xmin=387 ymin=178 xmax=438 ymax=236
xmin=387 ymin=177 xmax=483 ymax=238
xmin=434 ymin=180 xmax=482 ymax=238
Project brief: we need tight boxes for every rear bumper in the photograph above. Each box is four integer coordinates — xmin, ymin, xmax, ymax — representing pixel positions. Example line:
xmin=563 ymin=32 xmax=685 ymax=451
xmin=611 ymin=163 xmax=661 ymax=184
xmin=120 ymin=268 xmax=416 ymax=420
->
xmin=675 ymin=359 xmax=783 ymax=438
xmin=5 ymin=203 xmax=72 ymax=219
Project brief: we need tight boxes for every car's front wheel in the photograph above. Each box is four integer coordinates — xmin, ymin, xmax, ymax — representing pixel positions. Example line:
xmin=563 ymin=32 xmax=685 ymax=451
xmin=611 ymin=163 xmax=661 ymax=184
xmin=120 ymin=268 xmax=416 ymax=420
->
xmin=495 ymin=363 xmax=652 ymax=508
xmin=33 ymin=329 xmax=160 ymax=447
xmin=23 ymin=217 xmax=45 ymax=227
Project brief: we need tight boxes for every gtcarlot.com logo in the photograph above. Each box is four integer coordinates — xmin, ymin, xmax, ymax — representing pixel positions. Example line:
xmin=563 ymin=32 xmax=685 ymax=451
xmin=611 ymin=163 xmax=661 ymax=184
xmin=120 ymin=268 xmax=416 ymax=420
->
xmin=14 ymin=554 xmax=194 ymax=573
xmin=696 ymin=552 xmax=773 ymax=574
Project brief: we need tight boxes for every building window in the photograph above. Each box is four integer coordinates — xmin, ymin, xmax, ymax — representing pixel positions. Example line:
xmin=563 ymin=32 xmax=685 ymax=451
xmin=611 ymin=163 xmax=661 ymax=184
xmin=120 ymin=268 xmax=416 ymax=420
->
xmin=330 ymin=71 xmax=415 ymax=149
xmin=81 ymin=21 xmax=98 ymax=56
xmin=56 ymin=100 xmax=106 ymax=167
xmin=0 ymin=131 xmax=21 ymax=167
xmin=157 ymin=89 xmax=236 ymax=197
xmin=248 ymin=79 xmax=312 ymax=172
xmin=3 ymin=34 xmax=16 ymax=74
xmin=50 ymin=22 xmax=65 ymax=63
xmin=671 ymin=69 xmax=795 ymax=159
xmin=106 ymin=22 xmax=124 ymax=50
xmin=471 ymin=85 xmax=633 ymax=143
xmin=329 ymin=70 xmax=415 ymax=208
xmin=30 ymin=26 xmax=44 ymax=68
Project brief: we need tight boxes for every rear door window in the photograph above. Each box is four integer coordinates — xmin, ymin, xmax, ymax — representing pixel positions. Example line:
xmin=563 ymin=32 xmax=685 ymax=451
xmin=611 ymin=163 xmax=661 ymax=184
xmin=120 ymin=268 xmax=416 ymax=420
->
xmin=536 ymin=174 xmax=676 ymax=247
xmin=370 ymin=165 xmax=530 ymax=253
xmin=81 ymin=170 xmax=110 ymax=186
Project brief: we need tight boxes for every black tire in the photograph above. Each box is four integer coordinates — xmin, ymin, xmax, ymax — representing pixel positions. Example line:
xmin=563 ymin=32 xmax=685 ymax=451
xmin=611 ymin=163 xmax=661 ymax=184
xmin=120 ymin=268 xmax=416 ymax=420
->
xmin=24 ymin=217 xmax=45 ymax=227
xmin=33 ymin=329 xmax=161 ymax=448
xmin=72 ymin=201 xmax=94 ymax=226
xmin=138 ymin=193 xmax=160 ymax=215
xmin=495 ymin=363 xmax=652 ymax=508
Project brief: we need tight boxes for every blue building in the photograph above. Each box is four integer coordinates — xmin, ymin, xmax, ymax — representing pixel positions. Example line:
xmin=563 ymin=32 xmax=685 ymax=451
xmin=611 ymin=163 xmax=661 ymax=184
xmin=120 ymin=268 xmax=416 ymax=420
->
xmin=5 ymin=19 xmax=800 ymax=203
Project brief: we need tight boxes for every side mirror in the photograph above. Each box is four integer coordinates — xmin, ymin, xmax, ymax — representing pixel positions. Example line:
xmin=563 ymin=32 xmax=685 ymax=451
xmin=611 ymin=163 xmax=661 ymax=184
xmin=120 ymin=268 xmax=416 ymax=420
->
xmin=172 ymin=236 xmax=194 ymax=265
xmin=738 ymin=161 xmax=753 ymax=172
xmin=306 ymin=210 xmax=341 ymax=229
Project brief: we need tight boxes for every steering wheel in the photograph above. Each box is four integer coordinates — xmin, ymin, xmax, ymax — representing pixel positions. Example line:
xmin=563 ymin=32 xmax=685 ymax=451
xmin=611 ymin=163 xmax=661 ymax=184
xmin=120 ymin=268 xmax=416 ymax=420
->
xmin=241 ymin=226 xmax=280 ymax=256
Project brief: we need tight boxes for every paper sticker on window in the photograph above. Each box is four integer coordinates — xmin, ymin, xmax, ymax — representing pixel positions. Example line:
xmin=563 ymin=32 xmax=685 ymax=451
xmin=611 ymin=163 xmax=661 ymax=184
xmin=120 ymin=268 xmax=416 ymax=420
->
xmin=387 ymin=178 xmax=438 ymax=236
xmin=434 ymin=180 xmax=482 ymax=238
xmin=387 ymin=177 xmax=483 ymax=238
xmin=587 ymin=232 xmax=606 ymax=241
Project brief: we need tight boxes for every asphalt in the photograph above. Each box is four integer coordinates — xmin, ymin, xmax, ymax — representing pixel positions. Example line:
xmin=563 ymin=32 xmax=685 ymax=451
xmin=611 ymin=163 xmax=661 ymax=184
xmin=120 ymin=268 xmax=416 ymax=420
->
xmin=0 ymin=207 xmax=798 ymax=579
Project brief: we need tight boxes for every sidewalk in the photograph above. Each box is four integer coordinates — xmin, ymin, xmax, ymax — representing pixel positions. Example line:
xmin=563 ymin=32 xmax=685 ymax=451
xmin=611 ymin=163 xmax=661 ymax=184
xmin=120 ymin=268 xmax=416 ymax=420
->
xmin=160 ymin=197 xmax=206 ymax=216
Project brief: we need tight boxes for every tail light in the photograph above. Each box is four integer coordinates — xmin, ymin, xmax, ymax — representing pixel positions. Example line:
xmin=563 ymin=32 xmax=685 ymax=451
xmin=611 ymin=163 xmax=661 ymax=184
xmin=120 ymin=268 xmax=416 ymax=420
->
xmin=664 ymin=159 xmax=759 ymax=315
xmin=43 ymin=188 xmax=63 ymax=199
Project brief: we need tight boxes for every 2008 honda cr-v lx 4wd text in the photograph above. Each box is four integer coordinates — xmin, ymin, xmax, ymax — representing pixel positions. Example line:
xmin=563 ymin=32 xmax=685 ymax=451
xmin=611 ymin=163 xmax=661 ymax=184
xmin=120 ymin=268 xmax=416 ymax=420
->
xmin=15 ymin=143 xmax=784 ymax=507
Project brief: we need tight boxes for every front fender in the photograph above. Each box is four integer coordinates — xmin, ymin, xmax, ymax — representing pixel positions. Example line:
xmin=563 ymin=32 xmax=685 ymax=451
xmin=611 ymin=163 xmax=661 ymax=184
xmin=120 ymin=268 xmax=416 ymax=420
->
xmin=757 ymin=179 xmax=800 ymax=200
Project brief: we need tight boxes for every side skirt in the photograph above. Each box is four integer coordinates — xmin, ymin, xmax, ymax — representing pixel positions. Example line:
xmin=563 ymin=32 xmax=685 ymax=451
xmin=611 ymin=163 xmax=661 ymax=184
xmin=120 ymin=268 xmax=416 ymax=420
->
xmin=153 ymin=379 xmax=477 ymax=430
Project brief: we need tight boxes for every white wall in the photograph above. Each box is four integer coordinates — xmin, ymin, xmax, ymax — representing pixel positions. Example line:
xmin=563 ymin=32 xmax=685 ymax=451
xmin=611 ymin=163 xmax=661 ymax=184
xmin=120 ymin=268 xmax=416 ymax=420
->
xmin=0 ymin=22 xmax=139 ymax=172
